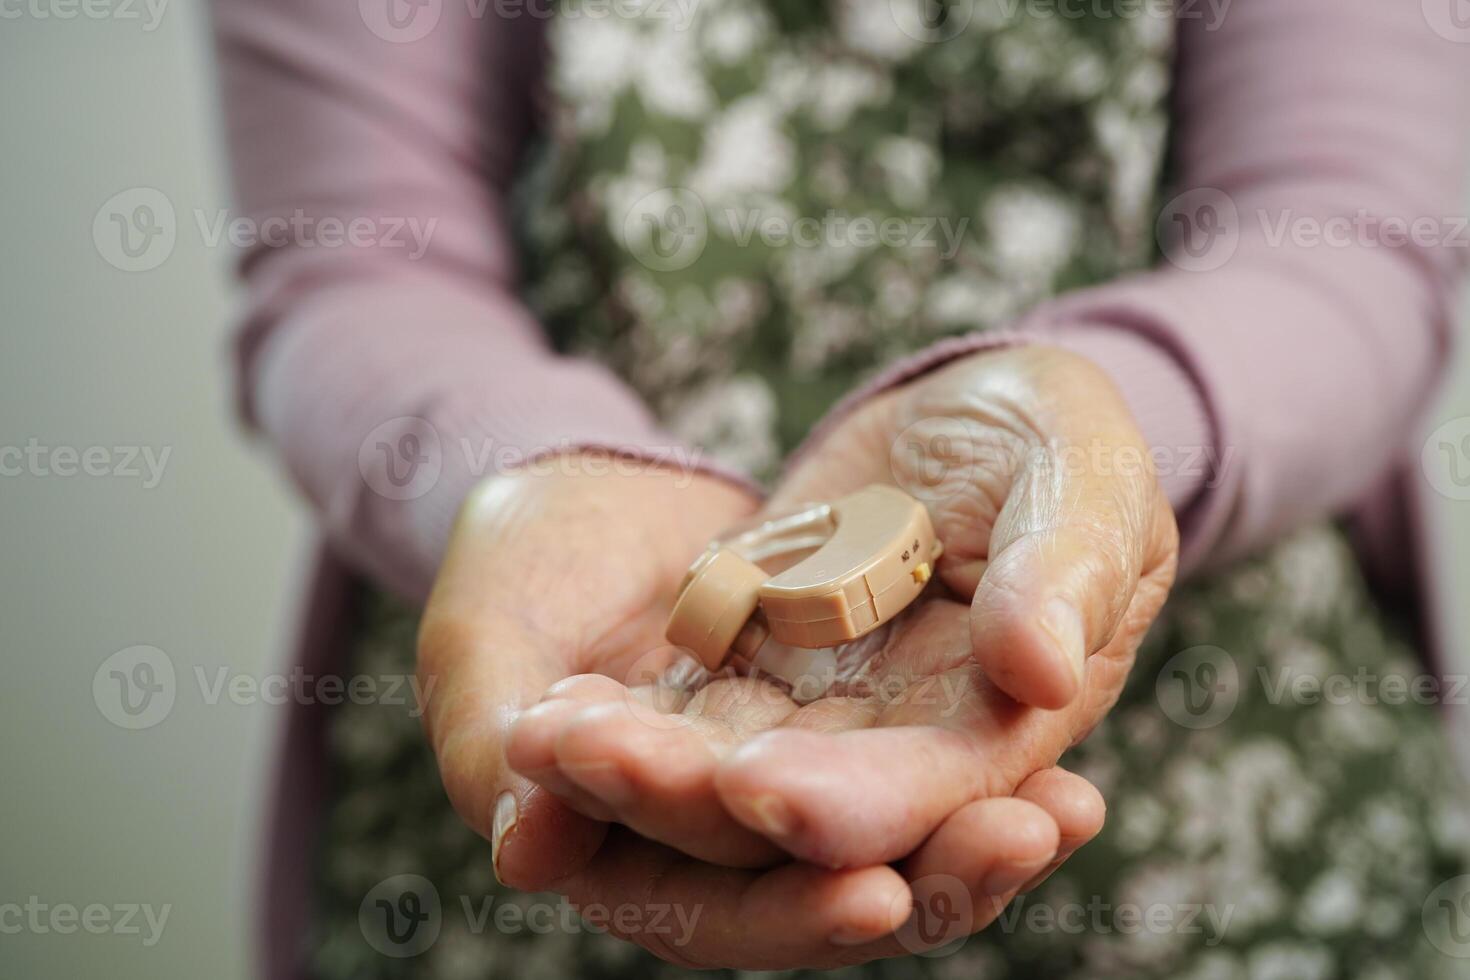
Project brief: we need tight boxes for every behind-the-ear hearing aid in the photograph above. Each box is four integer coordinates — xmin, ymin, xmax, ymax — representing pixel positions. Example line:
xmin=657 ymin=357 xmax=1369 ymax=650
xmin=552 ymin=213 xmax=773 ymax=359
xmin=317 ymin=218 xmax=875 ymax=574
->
xmin=665 ymin=484 xmax=943 ymax=671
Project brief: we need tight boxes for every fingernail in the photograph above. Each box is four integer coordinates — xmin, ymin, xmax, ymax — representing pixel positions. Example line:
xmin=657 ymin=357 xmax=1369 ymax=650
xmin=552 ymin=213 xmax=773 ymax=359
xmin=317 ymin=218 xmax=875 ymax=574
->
xmin=982 ymin=859 xmax=1048 ymax=897
xmin=491 ymin=790 xmax=518 ymax=885
xmin=829 ymin=926 xmax=876 ymax=946
xmin=1040 ymin=597 xmax=1086 ymax=685
xmin=742 ymin=793 xmax=798 ymax=837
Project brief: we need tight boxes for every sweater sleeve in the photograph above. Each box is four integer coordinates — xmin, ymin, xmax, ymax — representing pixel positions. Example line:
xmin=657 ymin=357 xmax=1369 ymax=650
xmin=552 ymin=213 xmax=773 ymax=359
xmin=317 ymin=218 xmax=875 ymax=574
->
xmin=213 ymin=0 xmax=721 ymax=600
xmin=824 ymin=0 xmax=1470 ymax=574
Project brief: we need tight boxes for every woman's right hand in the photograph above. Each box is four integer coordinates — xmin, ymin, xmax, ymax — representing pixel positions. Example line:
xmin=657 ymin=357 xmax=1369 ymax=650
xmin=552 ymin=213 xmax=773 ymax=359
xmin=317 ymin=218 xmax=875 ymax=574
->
xmin=416 ymin=457 xmax=760 ymax=887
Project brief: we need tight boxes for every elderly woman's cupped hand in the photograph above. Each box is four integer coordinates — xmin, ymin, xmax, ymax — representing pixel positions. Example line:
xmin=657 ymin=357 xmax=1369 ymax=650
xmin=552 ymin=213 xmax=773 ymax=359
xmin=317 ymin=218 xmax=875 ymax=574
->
xmin=416 ymin=346 xmax=1177 ymax=969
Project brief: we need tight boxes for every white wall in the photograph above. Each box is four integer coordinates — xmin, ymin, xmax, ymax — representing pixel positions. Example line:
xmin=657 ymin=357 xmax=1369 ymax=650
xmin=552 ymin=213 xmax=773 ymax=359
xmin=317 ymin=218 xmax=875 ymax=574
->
xmin=1 ymin=4 xmax=304 ymax=978
xmin=1 ymin=5 xmax=1468 ymax=979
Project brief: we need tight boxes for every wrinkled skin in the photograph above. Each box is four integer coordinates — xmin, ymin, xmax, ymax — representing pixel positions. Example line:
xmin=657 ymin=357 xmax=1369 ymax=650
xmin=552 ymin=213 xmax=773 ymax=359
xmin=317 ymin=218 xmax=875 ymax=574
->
xmin=418 ymin=346 xmax=1177 ymax=969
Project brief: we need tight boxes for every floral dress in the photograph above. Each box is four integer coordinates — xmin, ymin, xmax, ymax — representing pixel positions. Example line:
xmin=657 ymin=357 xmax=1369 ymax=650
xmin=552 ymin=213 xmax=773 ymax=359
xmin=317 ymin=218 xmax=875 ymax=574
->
xmin=308 ymin=3 xmax=1470 ymax=978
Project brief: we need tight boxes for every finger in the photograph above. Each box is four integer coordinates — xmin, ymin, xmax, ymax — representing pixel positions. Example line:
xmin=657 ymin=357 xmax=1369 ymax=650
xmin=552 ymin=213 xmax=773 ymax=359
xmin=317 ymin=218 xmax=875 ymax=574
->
xmin=836 ymin=797 xmax=1061 ymax=960
xmin=506 ymin=673 xmax=640 ymax=818
xmin=966 ymin=435 xmax=1177 ymax=710
xmin=715 ymin=605 xmax=1077 ymax=868
xmin=505 ymin=699 xmax=619 ymax=821
xmin=1010 ymin=767 xmax=1106 ymax=891
xmin=550 ymin=683 xmax=795 ymax=867
xmin=555 ymin=827 xmax=912 ymax=970
xmin=541 ymin=672 xmax=630 ymax=703
xmin=714 ymin=725 xmax=1029 ymax=869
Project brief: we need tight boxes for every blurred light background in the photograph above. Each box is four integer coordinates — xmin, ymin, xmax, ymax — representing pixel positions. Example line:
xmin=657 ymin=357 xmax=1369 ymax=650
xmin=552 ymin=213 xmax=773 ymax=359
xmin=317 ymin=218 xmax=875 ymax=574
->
xmin=2 ymin=5 xmax=1468 ymax=979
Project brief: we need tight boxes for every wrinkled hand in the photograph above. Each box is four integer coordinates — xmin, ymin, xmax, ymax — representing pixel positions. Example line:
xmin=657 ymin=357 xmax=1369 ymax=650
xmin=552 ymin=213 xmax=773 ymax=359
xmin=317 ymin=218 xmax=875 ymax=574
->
xmin=419 ymin=458 xmax=1107 ymax=968
xmin=418 ymin=461 xmax=757 ymax=887
xmin=512 ymin=346 xmax=1177 ymax=874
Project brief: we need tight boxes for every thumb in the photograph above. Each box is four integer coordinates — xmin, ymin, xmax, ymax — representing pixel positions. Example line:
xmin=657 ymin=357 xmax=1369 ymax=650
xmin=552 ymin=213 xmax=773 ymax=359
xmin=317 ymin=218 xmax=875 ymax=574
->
xmin=418 ymin=614 xmax=609 ymax=891
xmin=963 ymin=436 xmax=1177 ymax=710
xmin=416 ymin=488 xmax=612 ymax=891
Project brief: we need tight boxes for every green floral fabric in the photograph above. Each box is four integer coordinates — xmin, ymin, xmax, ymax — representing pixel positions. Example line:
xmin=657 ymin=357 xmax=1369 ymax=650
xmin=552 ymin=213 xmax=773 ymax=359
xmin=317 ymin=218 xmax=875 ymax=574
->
xmin=517 ymin=0 xmax=1172 ymax=473
xmin=309 ymin=2 xmax=1470 ymax=977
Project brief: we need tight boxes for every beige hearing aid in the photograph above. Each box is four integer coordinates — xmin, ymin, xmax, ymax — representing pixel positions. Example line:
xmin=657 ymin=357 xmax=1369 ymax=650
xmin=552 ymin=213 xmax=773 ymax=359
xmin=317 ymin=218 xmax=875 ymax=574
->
xmin=665 ymin=485 xmax=943 ymax=671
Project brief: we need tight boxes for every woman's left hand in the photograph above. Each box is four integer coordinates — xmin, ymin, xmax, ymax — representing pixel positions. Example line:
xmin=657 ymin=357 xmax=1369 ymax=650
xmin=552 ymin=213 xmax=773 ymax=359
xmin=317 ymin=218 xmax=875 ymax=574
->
xmin=710 ymin=344 xmax=1179 ymax=866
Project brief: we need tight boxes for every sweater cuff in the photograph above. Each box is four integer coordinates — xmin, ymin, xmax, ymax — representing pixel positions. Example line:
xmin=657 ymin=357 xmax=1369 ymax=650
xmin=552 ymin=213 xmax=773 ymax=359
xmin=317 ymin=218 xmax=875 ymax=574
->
xmin=1043 ymin=326 xmax=1215 ymax=515
xmin=790 ymin=324 xmax=1219 ymax=571
xmin=401 ymin=398 xmax=763 ymax=602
